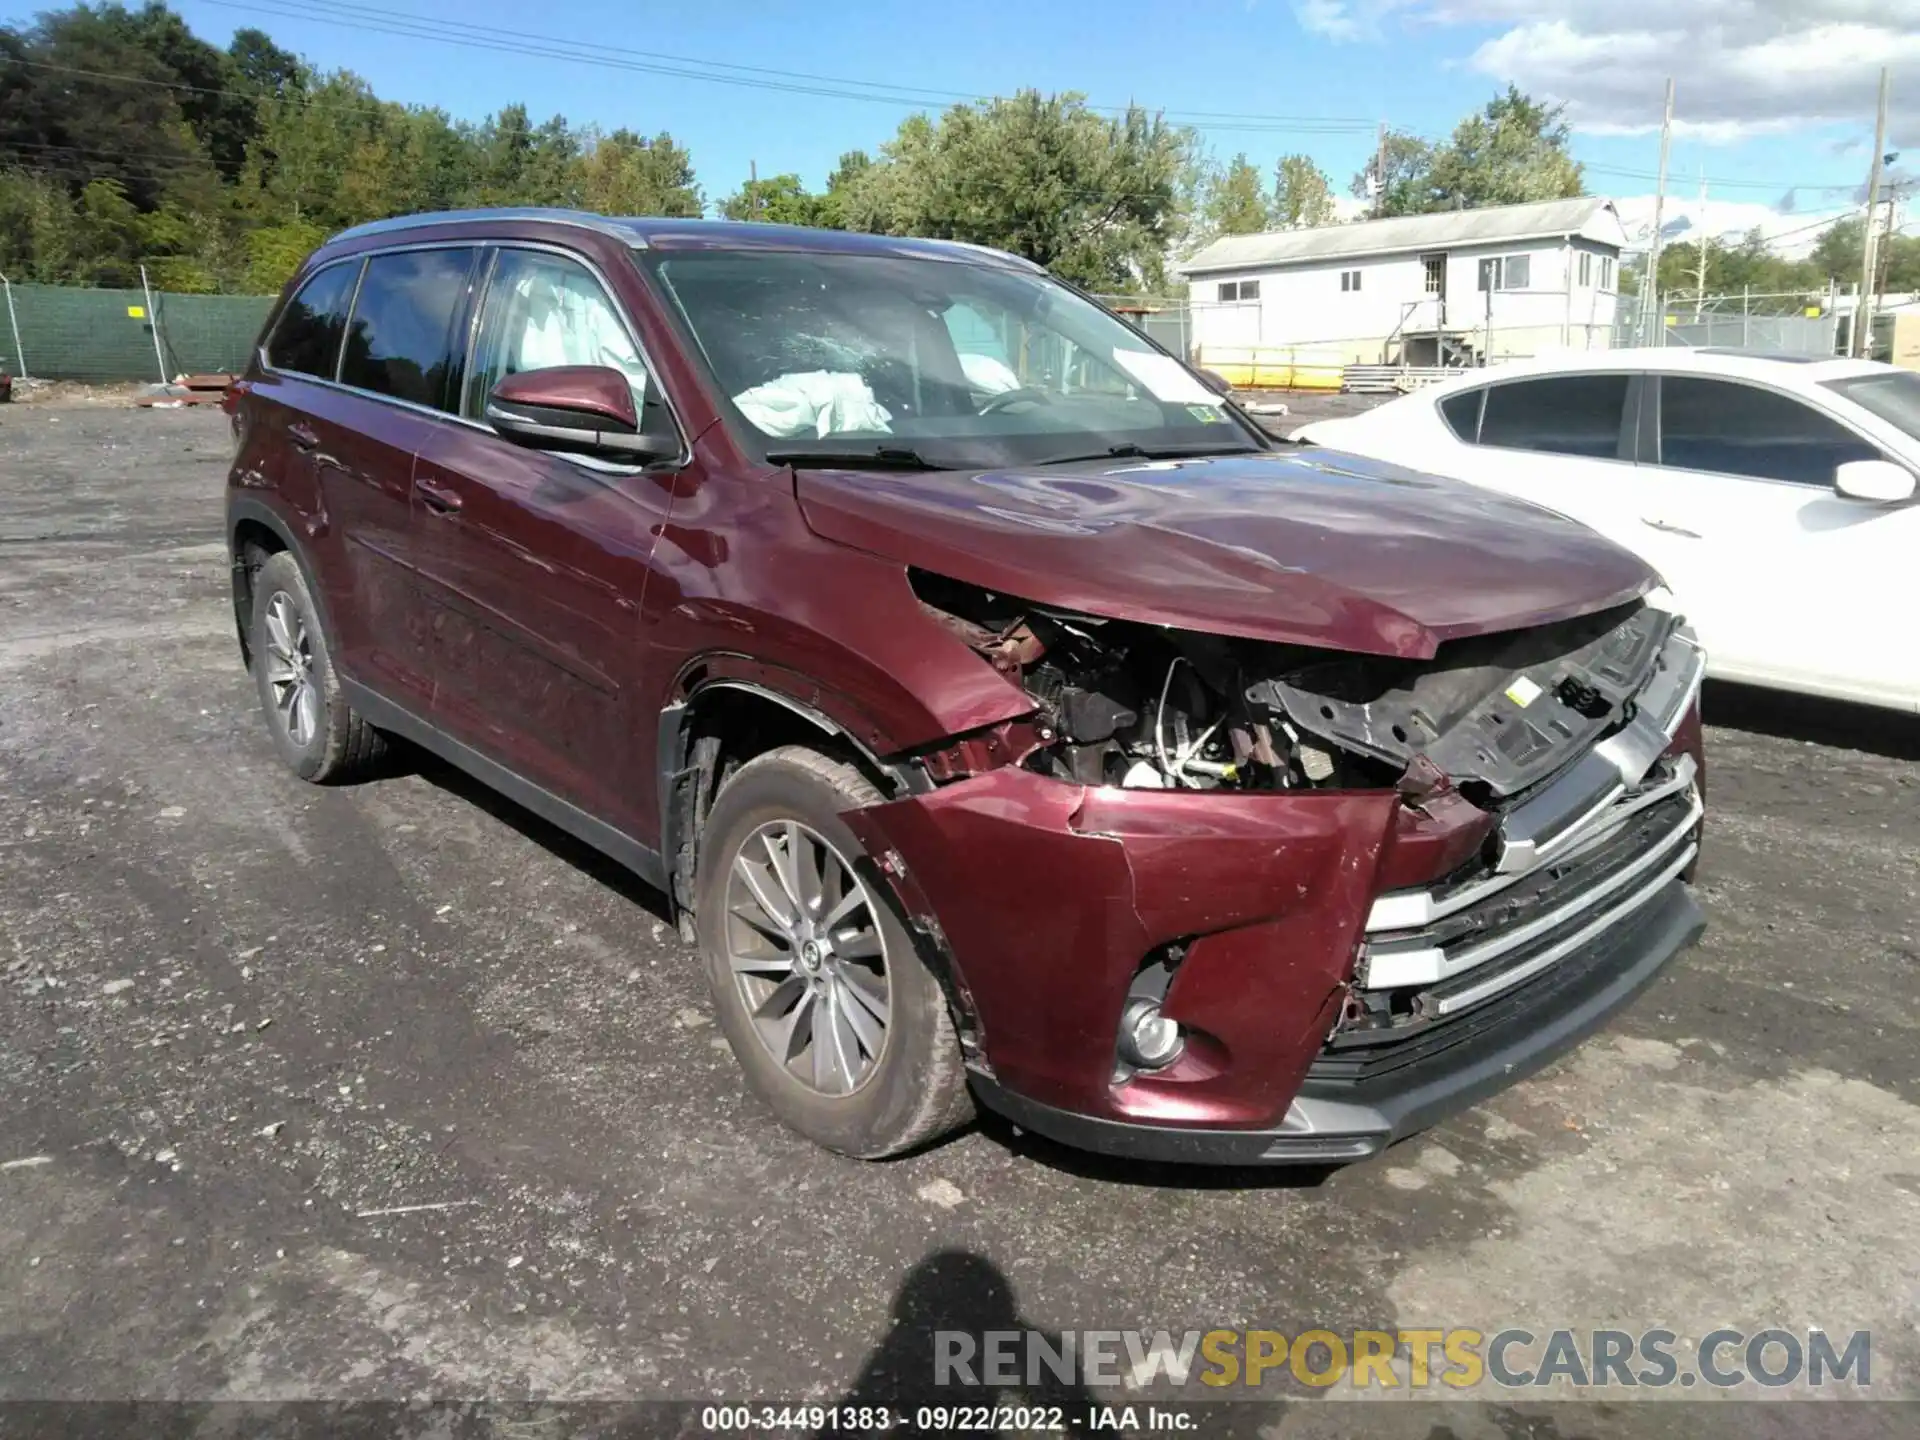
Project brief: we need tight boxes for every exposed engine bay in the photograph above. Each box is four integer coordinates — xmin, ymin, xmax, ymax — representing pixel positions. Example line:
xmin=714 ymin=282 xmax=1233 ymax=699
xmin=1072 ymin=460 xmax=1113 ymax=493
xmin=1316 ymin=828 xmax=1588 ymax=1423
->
xmin=912 ymin=570 xmax=1679 ymax=804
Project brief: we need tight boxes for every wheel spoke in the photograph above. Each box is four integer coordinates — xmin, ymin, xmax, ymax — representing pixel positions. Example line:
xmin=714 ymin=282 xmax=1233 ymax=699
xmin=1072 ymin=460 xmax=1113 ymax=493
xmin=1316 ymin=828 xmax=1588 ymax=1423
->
xmin=728 ymin=946 xmax=793 ymax=976
xmin=813 ymin=986 xmax=856 ymax=1092
xmin=727 ymin=900 xmax=792 ymax=949
xmin=762 ymin=824 xmax=806 ymax=914
xmin=834 ymin=927 xmax=883 ymax=961
xmin=834 ymin=973 xmax=885 ymax=1057
xmin=733 ymin=852 xmax=795 ymax=932
xmin=293 ymin=681 xmax=321 ymax=745
xmin=837 ymin=962 xmax=890 ymax=1027
xmin=820 ymin=878 xmax=867 ymax=930
xmin=265 ymin=600 xmax=293 ymax=657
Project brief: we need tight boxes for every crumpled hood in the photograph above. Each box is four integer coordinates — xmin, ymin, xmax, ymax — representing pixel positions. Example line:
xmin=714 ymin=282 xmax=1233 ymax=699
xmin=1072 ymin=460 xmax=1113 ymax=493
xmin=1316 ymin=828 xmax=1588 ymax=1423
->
xmin=795 ymin=447 xmax=1656 ymax=658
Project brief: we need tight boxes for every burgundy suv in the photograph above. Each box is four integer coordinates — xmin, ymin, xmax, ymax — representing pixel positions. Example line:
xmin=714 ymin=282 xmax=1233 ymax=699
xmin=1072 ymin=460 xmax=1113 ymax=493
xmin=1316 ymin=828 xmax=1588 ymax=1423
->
xmin=226 ymin=209 xmax=1706 ymax=1165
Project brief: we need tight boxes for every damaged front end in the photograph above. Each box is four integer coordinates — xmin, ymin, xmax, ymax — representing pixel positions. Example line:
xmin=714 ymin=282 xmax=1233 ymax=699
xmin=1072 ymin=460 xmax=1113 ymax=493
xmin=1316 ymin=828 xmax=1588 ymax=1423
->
xmin=841 ymin=572 xmax=1707 ymax=1164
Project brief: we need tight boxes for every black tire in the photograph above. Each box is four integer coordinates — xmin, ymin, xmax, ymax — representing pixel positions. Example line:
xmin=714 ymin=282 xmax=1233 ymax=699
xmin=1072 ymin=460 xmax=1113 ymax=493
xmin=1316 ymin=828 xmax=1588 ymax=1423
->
xmin=248 ymin=550 xmax=386 ymax=784
xmin=695 ymin=745 xmax=973 ymax=1158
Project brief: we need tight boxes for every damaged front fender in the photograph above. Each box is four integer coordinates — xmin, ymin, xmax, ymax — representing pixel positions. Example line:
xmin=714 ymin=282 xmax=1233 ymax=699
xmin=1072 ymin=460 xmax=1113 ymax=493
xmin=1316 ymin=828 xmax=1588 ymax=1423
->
xmin=840 ymin=769 xmax=1401 ymax=1128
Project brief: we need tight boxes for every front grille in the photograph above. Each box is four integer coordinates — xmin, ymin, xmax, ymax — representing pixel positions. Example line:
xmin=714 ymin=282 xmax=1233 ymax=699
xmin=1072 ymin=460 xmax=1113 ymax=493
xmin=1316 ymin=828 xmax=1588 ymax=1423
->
xmin=1312 ymin=766 xmax=1701 ymax=1087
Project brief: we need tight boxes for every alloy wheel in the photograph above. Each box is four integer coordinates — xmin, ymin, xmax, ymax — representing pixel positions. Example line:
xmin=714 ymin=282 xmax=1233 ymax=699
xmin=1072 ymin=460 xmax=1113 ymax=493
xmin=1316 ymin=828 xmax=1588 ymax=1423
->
xmin=262 ymin=591 xmax=321 ymax=748
xmin=724 ymin=819 xmax=892 ymax=1096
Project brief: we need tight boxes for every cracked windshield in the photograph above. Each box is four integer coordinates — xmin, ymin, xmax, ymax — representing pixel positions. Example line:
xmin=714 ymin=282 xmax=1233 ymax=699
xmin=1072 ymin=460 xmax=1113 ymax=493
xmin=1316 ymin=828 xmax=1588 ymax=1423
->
xmin=646 ymin=249 xmax=1261 ymax=466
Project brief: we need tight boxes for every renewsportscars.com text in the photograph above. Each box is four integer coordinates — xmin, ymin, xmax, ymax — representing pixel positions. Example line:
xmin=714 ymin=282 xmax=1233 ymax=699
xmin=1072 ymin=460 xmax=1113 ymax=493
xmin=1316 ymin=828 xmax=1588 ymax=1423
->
xmin=934 ymin=1327 xmax=1872 ymax=1391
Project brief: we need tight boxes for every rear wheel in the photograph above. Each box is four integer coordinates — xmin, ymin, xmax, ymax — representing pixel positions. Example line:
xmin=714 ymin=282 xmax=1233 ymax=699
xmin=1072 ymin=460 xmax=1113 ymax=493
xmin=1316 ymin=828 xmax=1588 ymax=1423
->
xmin=248 ymin=550 xmax=385 ymax=783
xmin=695 ymin=745 xmax=972 ymax=1157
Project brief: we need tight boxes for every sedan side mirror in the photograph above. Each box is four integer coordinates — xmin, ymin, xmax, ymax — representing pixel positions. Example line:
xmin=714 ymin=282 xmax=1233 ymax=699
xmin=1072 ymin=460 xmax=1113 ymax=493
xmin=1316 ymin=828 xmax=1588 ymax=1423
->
xmin=487 ymin=365 xmax=679 ymax=463
xmin=1835 ymin=458 xmax=1916 ymax=504
xmin=1197 ymin=367 xmax=1235 ymax=397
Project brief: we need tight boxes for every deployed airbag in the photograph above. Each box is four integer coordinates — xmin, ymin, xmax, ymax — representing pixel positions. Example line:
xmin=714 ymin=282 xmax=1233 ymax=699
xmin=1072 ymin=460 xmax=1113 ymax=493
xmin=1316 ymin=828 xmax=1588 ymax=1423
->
xmin=733 ymin=371 xmax=892 ymax=438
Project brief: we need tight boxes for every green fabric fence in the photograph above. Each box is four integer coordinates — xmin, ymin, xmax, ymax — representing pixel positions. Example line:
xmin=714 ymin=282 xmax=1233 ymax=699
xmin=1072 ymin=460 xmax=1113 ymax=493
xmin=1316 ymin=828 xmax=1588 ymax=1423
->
xmin=1 ymin=282 xmax=277 ymax=383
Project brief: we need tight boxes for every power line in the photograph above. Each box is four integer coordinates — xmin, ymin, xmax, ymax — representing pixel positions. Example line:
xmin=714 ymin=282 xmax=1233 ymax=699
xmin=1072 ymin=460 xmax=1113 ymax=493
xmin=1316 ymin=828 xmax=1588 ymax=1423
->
xmin=194 ymin=0 xmax=1378 ymax=134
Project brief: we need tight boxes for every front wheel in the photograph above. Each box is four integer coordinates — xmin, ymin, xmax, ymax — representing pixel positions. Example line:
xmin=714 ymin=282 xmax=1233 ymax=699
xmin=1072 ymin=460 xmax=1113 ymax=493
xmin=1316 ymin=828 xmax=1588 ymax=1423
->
xmin=695 ymin=745 xmax=972 ymax=1158
xmin=248 ymin=550 xmax=385 ymax=784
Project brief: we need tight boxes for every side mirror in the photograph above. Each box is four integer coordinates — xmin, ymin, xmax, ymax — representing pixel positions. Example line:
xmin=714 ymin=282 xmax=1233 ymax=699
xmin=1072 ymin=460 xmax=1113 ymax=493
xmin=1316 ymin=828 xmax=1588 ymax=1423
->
xmin=487 ymin=366 xmax=679 ymax=462
xmin=1835 ymin=458 xmax=1916 ymax=504
xmin=1197 ymin=367 xmax=1234 ymax=397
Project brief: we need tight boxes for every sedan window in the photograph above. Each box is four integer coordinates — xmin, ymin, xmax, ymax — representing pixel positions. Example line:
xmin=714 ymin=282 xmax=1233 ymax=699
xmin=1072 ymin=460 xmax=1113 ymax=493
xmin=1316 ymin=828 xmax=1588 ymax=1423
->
xmin=1438 ymin=387 xmax=1484 ymax=442
xmin=1477 ymin=374 xmax=1630 ymax=458
xmin=1657 ymin=376 xmax=1880 ymax=485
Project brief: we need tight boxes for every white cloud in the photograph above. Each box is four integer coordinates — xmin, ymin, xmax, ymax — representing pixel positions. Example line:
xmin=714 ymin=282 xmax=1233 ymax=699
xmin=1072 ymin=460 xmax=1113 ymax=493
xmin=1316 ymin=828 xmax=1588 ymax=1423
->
xmin=1300 ymin=2 xmax=1920 ymax=142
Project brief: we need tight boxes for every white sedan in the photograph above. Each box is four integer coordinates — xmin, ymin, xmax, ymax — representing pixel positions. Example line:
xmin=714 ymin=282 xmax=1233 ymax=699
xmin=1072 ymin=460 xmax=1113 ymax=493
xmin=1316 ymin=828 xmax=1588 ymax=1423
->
xmin=1291 ymin=349 xmax=1920 ymax=714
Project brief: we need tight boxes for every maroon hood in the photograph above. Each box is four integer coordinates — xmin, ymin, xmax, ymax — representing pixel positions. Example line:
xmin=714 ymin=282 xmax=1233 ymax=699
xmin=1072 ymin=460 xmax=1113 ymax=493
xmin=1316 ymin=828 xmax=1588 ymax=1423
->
xmin=795 ymin=447 xmax=1656 ymax=659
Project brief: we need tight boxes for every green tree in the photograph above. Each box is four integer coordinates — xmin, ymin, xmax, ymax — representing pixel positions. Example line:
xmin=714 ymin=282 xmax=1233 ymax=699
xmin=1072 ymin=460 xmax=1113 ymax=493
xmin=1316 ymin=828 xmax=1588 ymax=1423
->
xmin=1425 ymin=87 xmax=1584 ymax=210
xmin=719 ymin=172 xmax=823 ymax=225
xmin=840 ymin=91 xmax=1196 ymax=289
xmin=1272 ymin=153 xmax=1334 ymax=229
xmin=1351 ymin=130 xmax=1435 ymax=217
xmin=572 ymin=129 xmax=701 ymax=216
xmin=1199 ymin=154 xmax=1272 ymax=237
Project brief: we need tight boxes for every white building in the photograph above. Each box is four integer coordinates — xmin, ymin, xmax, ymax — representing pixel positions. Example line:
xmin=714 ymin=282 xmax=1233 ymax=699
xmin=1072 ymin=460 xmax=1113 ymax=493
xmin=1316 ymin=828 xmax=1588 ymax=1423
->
xmin=1178 ymin=197 xmax=1628 ymax=372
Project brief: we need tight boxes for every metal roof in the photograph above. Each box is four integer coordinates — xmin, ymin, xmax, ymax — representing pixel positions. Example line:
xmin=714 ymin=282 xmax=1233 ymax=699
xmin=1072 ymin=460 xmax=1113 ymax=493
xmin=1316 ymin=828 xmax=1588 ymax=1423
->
xmin=1179 ymin=198 xmax=1626 ymax=276
xmin=324 ymin=209 xmax=1041 ymax=270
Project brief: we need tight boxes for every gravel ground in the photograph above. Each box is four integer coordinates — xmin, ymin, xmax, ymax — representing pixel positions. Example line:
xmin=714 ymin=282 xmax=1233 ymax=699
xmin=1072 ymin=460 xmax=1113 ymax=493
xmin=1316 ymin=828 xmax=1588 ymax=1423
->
xmin=1 ymin=405 xmax=1916 ymax=1434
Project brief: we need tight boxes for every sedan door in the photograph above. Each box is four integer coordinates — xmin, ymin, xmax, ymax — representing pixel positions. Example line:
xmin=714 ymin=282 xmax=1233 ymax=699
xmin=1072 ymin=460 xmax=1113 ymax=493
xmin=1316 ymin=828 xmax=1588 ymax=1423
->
xmin=1396 ymin=373 xmax=1702 ymax=585
xmin=410 ymin=245 xmax=685 ymax=841
xmin=1629 ymin=374 xmax=1918 ymax=709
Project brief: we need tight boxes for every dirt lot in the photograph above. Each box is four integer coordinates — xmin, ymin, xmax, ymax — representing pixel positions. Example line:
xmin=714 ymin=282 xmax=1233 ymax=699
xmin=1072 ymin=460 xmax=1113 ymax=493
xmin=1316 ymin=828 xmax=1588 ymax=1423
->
xmin=1 ymin=405 xmax=1917 ymax=1433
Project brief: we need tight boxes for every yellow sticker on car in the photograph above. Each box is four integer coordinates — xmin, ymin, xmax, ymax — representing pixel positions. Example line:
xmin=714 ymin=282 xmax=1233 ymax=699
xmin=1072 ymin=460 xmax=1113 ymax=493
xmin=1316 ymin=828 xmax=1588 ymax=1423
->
xmin=1505 ymin=676 xmax=1543 ymax=708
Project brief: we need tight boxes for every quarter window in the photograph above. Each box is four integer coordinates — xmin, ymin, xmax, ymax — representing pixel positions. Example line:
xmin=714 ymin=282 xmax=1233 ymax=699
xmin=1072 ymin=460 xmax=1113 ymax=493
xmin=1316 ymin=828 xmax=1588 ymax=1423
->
xmin=338 ymin=248 xmax=478 ymax=410
xmin=1657 ymin=376 xmax=1881 ymax=485
xmin=267 ymin=261 xmax=359 ymax=378
xmin=1438 ymin=388 xmax=1484 ymax=442
xmin=464 ymin=248 xmax=659 ymax=426
xmin=1478 ymin=374 xmax=1630 ymax=458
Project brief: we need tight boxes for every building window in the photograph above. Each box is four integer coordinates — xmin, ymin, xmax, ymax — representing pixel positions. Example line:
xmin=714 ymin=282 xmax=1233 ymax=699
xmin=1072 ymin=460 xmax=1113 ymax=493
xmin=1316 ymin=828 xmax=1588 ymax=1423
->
xmin=1422 ymin=256 xmax=1444 ymax=294
xmin=1340 ymin=269 xmax=1362 ymax=292
xmin=1601 ymin=256 xmax=1615 ymax=291
xmin=1218 ymin=279 xmax=1260 ymax=302
xmin=1477 ymin=255 xmax=1533 ymax=292
xmin=1578 ymin=252 xmax=1593 ymax=287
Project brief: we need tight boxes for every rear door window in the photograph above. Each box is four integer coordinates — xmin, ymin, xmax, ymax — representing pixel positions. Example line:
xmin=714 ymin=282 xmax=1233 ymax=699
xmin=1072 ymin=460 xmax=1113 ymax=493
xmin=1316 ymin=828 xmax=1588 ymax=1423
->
xmin=1657 ymin=376 xmax=1881 ymax=484
xmin=1478 ymin=374 xmax=1630 ymax=458
xmin=338 ymin=248 xmax=479 ymax=410
xmin=267 ymin=261 xmax=359 ymax=378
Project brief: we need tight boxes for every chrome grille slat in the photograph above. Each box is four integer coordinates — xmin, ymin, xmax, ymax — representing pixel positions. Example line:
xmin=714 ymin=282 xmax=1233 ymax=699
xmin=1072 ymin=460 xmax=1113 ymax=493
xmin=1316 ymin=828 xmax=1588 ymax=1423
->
xmin=1432 ymin=843 xmax=1697 ymax=1015
xmin=1363 ymin=788 xmax=1702 ymax=991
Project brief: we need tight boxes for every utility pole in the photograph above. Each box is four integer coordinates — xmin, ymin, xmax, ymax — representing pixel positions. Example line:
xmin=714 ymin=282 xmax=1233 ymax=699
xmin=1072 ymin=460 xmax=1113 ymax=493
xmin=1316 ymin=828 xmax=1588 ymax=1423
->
xmin=749 ymin=158 xmax=760 ymax=220
xmin=1642 ymin=78 xmax=1675 ymax=344
xmin=1373 ymin=121 xmax=1387 ymax=218
xmin=1856 ymin=67 xmax=1891 ymax=358
xmin=1693 ymin=168 xmax=1709 ymax=320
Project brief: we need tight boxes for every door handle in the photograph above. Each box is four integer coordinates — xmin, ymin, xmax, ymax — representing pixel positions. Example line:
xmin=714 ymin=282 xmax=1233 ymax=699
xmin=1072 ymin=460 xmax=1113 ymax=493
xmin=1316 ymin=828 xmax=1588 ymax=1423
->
xmin=287 ymin=421 xmax=319 ymax=451
xmin=1641 ymin=516 xmax=1701 ymax=540
xmin=416 ymin=478 xmax=464 ymax=514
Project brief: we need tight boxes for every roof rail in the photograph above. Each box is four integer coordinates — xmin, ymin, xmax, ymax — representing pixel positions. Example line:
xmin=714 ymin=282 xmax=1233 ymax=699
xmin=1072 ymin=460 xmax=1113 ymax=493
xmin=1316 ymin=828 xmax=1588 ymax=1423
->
xmin=326 ymin=208 xmax=646 ymax=247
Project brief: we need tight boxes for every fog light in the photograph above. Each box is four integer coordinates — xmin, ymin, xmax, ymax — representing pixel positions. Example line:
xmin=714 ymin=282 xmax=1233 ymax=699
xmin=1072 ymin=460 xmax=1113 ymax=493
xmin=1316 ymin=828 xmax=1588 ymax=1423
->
xmin=1118 ymin=997 xmax=1184 ymax=1070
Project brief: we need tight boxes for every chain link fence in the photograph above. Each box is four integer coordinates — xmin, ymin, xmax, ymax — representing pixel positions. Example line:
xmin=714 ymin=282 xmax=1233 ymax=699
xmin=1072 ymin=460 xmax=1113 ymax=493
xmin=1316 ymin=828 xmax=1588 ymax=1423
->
xmin=0 ymin=280 xmax=275 ymax=382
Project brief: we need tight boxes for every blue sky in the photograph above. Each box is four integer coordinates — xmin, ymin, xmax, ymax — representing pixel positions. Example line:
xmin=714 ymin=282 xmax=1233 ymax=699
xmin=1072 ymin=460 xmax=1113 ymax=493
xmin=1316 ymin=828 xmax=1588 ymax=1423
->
xmin=17 ymin=1 xmax=1916 ymax=218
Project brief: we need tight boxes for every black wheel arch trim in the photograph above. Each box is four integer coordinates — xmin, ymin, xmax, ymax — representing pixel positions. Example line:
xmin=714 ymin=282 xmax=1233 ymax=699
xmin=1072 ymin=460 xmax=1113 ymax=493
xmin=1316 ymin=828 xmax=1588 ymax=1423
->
xmin=227 ymin=495 xmax=337 ymax=672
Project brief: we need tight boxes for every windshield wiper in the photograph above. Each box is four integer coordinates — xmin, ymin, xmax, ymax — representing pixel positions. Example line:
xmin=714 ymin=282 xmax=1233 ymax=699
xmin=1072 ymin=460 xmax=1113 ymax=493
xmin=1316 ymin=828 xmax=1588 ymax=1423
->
xmin=765 ymin=445 xmax=941 ymax=470
xmin=1036 ymin=441 xmax=1265 ymax=466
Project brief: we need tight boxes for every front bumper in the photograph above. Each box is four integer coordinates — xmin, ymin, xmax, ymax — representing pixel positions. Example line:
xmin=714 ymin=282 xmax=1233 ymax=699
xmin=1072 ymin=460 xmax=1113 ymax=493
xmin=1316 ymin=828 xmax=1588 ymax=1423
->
xmin=971 ymin=878 xmax=1703 ymax=1165
xmin=842 ymin=628 xmax=1706 ymax=1166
